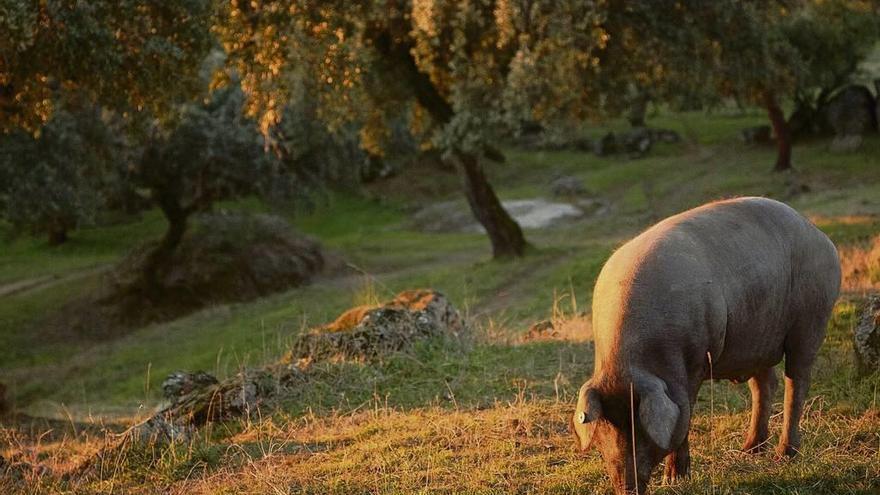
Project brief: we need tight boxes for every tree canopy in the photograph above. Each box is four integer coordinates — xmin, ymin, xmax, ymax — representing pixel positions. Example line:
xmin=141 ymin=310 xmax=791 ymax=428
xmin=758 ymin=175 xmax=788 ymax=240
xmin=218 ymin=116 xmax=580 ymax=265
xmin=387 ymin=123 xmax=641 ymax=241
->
xmin=2 ymin=0 xmax=879 ymax=254
xmin=0 ymin=0 xmax=215 ymax=132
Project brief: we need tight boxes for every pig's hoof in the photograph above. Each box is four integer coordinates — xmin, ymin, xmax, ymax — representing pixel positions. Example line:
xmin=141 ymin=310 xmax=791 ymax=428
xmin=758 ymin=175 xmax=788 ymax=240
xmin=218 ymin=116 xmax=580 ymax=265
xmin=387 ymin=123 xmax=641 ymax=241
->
xmin=774 ymin=444 xmax=799 ymax=459
xmin=661 ymin=468 xmax=689 ymax=485
xmin=661 ymin=473 xmax=679 ymax=486
xmin=741 ymin=439 xmax=771 ymax=454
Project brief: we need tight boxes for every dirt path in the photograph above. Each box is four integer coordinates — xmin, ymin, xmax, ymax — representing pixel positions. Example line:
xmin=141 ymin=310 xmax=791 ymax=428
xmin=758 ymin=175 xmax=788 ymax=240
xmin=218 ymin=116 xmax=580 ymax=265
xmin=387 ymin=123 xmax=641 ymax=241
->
xmin=470 ymin=250 xmax=580 ymax=320
xmin=0 ymin=265 xmax=110 ymax=299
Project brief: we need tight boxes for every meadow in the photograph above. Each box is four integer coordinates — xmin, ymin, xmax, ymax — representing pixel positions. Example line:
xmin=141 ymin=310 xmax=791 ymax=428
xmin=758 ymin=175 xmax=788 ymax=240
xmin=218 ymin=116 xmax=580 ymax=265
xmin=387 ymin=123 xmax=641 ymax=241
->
xmin=2 ymin=110 xmax=879 ymax=494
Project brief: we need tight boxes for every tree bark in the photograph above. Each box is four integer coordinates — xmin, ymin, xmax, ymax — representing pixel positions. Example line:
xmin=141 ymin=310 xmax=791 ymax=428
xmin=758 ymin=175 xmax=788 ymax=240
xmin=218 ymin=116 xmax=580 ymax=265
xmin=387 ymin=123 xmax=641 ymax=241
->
xmin=764 ymin=92 xmax=792 ymax=172
xmin=141 ymin=200 xmax=190 ymax=298
xmin=47 ymin=223 xmax=68 ymax=246
xmin=628 ymin=89 xmax=649 ymax=128
xmin=456 ymin=151 xmax=526 ymax=257
xmin=372 ymin=30 xmax=527 ymax=257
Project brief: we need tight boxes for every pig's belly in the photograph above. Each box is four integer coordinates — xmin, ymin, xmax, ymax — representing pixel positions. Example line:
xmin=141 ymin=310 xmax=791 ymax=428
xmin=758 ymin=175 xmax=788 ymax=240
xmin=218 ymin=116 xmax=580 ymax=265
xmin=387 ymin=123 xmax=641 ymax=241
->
xmin=704 ymin=323 xmax=787 ymax=381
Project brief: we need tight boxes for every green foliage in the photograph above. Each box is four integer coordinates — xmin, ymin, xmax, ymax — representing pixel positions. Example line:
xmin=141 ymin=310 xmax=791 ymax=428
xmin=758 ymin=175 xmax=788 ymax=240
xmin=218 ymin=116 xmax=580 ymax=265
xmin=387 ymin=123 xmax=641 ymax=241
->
xmin=216 ymin=1 xmax=611 ymax=154
xmin=783 ymin=0 xmax=880 ymax=95
xmin=0 ymin=0 xmax=215 ymax=131
xmin=693 ymin=0 xmax=879 ymax=107
xmin=0 ymin=106 xmax=121 ymax=244
xmin=132 ymin=85 xmax=274 ymax=227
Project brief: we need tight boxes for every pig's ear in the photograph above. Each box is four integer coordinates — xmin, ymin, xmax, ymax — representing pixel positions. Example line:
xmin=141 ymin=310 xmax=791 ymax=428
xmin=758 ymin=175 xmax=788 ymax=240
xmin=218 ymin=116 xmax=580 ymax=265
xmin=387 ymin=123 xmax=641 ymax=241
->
xmin=575 ymin=383 xmax=603 ymax=423
xmin=637 ymin=379 xmax=679 ymax=451
xmin=572 ymin=384 xmax=603 ymax=451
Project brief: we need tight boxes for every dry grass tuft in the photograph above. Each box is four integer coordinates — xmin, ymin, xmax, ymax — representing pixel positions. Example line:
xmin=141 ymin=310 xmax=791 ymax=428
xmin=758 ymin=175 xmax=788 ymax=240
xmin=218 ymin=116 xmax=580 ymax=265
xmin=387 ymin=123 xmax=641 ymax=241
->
xmin=839 ymin=234 xmax=880 ymax=294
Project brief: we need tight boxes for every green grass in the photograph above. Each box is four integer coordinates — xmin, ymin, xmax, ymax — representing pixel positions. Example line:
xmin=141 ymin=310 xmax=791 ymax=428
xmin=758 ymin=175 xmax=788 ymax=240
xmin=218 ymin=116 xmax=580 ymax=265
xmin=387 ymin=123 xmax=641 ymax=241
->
xmin=0 ymin=211 xmax=166 ymax=285
xmin=2 ymin=109 xmax=880 ymax=494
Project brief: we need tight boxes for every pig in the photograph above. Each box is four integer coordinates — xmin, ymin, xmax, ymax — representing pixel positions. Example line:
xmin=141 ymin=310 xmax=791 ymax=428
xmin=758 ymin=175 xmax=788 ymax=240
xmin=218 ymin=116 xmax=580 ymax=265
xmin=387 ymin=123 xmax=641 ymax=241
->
xmin=572 ymin=197 xmax=840 ymax=494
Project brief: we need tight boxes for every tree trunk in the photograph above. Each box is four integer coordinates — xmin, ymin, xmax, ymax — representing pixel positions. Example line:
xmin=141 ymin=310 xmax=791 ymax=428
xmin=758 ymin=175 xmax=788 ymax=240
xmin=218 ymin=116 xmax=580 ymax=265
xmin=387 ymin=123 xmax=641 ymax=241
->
xmin=764 ymin=92 xmax=792 ymax=172
xmin=456 ymin=151 xmax=527 ymax=258
xmin=628 ymin=90 xmax=649 ymax=128
xmin=141 ymin=203 xmax=189 ymax=298
xmin=372 ymin=30 xmax=527 ymax=258
xmin=47 ymin=223 xmax=68 ymax=246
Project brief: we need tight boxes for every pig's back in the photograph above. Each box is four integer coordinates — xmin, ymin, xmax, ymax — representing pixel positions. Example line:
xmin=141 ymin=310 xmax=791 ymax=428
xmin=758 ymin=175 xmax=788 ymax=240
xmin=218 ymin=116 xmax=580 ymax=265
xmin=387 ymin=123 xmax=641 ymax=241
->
xmin=592 ymin=197 xmax=840 ymax=379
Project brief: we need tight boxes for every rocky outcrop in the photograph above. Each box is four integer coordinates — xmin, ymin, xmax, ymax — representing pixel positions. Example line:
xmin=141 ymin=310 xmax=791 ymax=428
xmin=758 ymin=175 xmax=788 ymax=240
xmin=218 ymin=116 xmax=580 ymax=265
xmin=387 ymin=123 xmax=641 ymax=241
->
xmin=412 ymin=199 xmax=584 ymax=233
xmin=293 ymin=289 xmax=464 ymax=361
xmin=81 ymin=289 xmax=465 ymax=457
xmin=593 ymin=127 xmax=681 ymax=158
xmin=549 ymin=176 xmax=589 ymax=198
xmin=854 ymin=296 xmax=880 ymax=376
xmin=826 ymin=85 xmax=878 ymax=152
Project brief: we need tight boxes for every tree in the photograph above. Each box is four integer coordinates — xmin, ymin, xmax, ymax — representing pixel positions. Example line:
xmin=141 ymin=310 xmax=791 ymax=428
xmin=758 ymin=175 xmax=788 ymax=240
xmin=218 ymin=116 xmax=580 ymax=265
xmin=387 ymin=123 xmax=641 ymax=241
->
xmin=215 ymin=2 xmax=604 ymax=257
xmin=783 ymin=0 xmax=880 ymax=139
xmin=0 ymin=0 xmax=215 ymax=132
xmin=691 ymin=0 xmax=879 ymax=171
xmin=130 ymin=85 xmax=275 ymax=295
xmin=0 ymin=105 xmax=119 ymax=245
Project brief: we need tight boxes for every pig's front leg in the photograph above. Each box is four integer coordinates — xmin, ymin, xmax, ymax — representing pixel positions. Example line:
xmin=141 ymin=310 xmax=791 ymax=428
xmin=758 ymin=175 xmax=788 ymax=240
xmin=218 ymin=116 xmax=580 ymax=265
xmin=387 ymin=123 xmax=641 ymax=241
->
xmin=661 ymin=436 xmax=690 ymax=485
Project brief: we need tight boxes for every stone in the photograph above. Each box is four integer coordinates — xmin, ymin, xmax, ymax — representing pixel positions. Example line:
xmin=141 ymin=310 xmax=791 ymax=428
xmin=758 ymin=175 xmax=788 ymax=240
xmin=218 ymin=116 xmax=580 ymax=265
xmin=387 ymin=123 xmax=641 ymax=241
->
xmin=830 ymin=134 xmax=864 ymax=153
xmin=75 ymin=288 xmax=468 ymax=474
xmin=649 ymin=128 xmax=682 ymax=144
xmin=292 ymin=289 xmax=465 ymax=361
xmin=411 ymin=199 xmax=583 ymax=233
xmin=854 ymin=296 xmax=880 ymax=375
xmin=549 ymin=175 xmax=588 ymax=198
xmin=593 ymin=132 xmax=617 ymax=156
xmin=619 ymin=127 xmax=653 ymax=157
xmin=161 ymin=371 xmax=218 ymax=404
xmin=825 ymin=85 xmax=877 ymax=138
xmin=740 ymin=125 xmax=772 ymax=145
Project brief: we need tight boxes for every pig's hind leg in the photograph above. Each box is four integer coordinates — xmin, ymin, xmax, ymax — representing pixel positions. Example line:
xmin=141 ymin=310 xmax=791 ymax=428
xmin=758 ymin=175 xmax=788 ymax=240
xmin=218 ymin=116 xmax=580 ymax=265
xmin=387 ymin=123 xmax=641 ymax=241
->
xmin=742 ymin=366 xmax=778 ymax=453
xmin=776 ymin=313 xmax=830 ymax=458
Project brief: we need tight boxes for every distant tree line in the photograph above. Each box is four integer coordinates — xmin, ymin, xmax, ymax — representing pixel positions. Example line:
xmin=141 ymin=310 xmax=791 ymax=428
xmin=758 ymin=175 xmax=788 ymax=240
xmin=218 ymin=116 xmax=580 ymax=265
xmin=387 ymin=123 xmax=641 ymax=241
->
xmin=0 ymin=0 xmax=877 ymax=259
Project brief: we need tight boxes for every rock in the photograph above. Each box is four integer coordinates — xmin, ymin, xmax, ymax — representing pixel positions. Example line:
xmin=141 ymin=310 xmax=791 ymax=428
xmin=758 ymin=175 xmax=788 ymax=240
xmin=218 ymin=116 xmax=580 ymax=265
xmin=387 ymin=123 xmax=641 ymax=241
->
xmin=75 ymin=288 xmax=466 ymax=476
xmin=593 ymin=132 xmax=617 ymax=156
xmin=292 ymin=289 xmax=464 ymax=361
xmin=854 ymin=296 xmax=880 ymax=375
xmin=825 ymin=85 xmax=877 ymax=139
xmin=649 ymin=128 xmax=682 ymax=144
xmin=830 ymin=134 xmax=864 ymax=153
xmin=502 ymin=200 xmax=583 ymax=229
xmin=619 ymin=127 xmax=653 ymax=157
xmin=594 ymin=128 xmax=677 ymax=158
xmin=575 ymin=197 xmax=611 ymax=217
xmin=740 ymin=125 xmax=772 ymax=145
xmin=162 ymin=371 xmax=218 ymax=404
xmin=412 ymin=199 xmax=583 ymax=233
xmin=549 ymin=175 xmax=588 ymax=198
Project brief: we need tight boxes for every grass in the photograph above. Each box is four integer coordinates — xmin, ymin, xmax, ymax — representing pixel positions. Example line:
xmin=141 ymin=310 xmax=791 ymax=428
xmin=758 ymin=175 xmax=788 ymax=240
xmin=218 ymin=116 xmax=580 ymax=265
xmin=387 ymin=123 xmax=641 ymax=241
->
xmin=2 ymin=109 xmax=880 ymax=494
